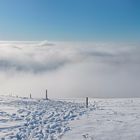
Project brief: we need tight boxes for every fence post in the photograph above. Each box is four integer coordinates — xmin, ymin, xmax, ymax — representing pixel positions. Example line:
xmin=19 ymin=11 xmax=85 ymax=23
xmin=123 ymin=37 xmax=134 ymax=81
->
xmin=86 ymin=97 xmax=88 ymax=108
xmin=46 ymin=89 xmax=48 ymax=100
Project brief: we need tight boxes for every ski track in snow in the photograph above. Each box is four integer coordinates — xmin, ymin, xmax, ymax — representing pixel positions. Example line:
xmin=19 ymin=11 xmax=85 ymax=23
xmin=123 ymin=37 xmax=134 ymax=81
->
xmin=0 ymin=96 xmax=95 ymax=140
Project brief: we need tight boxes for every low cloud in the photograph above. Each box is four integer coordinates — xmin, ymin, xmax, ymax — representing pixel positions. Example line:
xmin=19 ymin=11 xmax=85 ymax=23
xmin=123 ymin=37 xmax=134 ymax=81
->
xmin=0 ymin=41 xmax=139 ymax=73
xmin=0 ymin=41 xmax=140 ymax=98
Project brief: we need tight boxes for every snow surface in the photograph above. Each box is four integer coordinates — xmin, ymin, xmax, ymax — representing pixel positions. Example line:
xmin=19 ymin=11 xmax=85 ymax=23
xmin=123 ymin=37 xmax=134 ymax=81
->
xmin=1 ymin=97 xmax=140 ymax=140
xmin=0 ymin=96 xmax=95 ymax=140
xmin=62 ymin=98 xmax=140 ymax=140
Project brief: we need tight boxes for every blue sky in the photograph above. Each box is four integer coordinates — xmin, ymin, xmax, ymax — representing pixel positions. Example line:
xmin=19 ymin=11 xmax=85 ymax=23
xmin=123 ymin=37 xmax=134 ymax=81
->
xmin=0 ymin=0 xmax=139 ymax=41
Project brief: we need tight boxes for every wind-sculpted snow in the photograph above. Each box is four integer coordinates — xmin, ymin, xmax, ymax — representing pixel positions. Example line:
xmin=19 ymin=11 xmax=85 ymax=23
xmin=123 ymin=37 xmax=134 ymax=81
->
xmin=0 ymin=96 xmax=95 ymax=140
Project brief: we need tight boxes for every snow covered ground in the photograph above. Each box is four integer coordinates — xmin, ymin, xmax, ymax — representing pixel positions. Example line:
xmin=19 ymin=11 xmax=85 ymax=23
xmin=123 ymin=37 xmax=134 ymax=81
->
xmin=62 ymin=98 xmax=140 ymax=140
xmin=0 ymin=96 xmax=140 ymax=140
xmin=0 ymin=96 xmax=95 ymax=140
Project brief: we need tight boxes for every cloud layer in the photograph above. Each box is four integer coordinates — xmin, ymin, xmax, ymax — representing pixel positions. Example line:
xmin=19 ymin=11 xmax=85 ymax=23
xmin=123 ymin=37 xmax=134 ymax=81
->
xmin=0 ymin=41 xmax=140 ymax=98
xmin=0 ymin=41 xmax=139 ymax=73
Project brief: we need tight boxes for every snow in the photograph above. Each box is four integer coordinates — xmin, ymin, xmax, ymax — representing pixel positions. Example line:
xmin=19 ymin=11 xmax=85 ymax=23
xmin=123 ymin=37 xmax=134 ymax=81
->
xmin=62 ymin=98 xmax=140 ymax=140
xmin=0 ymin=96 xmax=140 ymax=140
xmin=0 ymin=96 xmax=95 ymax=140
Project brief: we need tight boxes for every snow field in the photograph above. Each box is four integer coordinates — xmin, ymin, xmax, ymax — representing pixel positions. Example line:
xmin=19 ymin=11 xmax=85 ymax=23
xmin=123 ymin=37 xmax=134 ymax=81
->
xmin=63 ymin=98 xmax=140 ymax=140
xmin=0 ymin=96 xmax=95 ymax=140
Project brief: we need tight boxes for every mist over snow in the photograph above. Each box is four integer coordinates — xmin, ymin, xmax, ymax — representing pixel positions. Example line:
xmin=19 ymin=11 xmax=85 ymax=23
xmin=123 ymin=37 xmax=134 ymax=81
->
xmin=0 ymin=41 xmax=140 ymax=98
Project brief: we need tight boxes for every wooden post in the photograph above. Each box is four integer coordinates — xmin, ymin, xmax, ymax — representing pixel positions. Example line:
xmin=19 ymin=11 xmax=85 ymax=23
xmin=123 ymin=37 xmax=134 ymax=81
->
xmin=46 ymin=89 xmax=48 ymax=100
xmin=30 ymin=94 xmax=32 ymax=99
xmin=86 ymin=97 xmax=88 ymax=108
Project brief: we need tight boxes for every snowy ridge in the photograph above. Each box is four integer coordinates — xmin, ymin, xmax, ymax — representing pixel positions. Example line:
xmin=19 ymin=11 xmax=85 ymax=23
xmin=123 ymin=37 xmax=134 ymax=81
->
xmin=0 ymin=96 xmax=95 ymax=140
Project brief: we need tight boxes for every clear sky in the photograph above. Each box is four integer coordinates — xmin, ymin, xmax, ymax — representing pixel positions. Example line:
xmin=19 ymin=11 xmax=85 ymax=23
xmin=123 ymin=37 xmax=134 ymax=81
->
xmin=0 ymin=0 xmax=140 ymax=41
